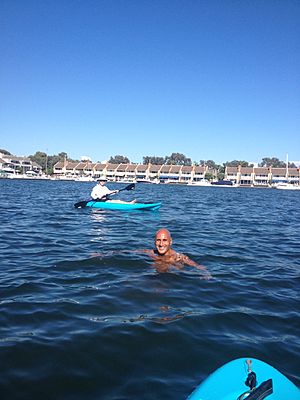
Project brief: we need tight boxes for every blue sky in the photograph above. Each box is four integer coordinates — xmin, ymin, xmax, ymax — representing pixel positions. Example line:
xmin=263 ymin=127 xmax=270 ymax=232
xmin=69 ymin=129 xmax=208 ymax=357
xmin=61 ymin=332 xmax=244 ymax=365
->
xmin=1 ymin=0 xmax=299 ymax=164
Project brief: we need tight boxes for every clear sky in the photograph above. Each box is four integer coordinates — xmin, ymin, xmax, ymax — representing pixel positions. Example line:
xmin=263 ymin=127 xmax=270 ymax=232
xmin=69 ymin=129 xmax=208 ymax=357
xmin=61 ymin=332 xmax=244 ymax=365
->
xmin=1 ymin=0 xmax=299 ymax=164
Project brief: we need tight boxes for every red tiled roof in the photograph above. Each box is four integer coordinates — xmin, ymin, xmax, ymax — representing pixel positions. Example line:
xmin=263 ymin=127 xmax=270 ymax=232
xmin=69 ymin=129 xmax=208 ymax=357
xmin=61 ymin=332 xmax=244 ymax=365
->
xmin=170 ymin=165 xmax=181 ymax=173
xmin=254 ymin=167 xmax=269 ymax=174
xmin=66 ymin=162 xmax=79 ymax=169
xmin=94 ymin=163 xmax=106 ymax=171
xmin=106 ymin=163 xmax=118 ymax=170
xmin=194 ymin=166 xmax=205 ymax=173
xmin=149 ymin=165 xmax=161 ymax=172
xmin=160 ymin=165 xmax=171 ymax=173
xmin=226 ymin=166 xmax=239 ymax=173
xmin=126 ymin=164 xmax=137 ymax=172
xmin=271 ymin=168 xmax=286 ymax=175
xmin=181 ymin=166 xmax=193 ymax=173
xmin=136 ymin=164 xmax=148 ymax=172
xmin=54 ymin=162 xmax=64 ymax=168
xmin=116 ymin=164 xmax=127 ymax=171
xmin=240 ymin=167 xmax=253 ymax=174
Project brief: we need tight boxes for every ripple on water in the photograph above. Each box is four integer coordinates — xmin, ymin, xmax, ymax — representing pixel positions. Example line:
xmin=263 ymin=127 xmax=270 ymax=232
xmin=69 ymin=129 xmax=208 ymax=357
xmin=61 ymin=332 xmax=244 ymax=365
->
xmin=0 ymin=181 xmax=299 ymax=398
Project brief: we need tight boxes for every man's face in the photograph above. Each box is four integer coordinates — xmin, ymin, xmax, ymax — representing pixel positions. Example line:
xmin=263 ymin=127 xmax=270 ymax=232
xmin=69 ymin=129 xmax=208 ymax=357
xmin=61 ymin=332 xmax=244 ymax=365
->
xmin=155 ymin=230 xmax=172 ymax=255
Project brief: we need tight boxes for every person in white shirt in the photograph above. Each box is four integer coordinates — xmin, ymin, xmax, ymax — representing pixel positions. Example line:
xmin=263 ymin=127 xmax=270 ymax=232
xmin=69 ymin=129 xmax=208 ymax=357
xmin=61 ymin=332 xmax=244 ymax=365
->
xmin=91 ymin=177 xmax=119 ymax=201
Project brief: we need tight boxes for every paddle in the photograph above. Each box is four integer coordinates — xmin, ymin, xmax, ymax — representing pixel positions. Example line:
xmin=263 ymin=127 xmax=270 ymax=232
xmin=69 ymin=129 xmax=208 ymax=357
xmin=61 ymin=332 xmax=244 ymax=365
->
xmin=74 ymin=183 xmax=135 ymax=208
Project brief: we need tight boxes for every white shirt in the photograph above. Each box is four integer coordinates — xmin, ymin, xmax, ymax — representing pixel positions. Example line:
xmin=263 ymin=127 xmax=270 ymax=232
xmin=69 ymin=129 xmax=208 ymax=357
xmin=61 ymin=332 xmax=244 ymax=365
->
xmin=91 ymin=184 xmax=114 ymax=200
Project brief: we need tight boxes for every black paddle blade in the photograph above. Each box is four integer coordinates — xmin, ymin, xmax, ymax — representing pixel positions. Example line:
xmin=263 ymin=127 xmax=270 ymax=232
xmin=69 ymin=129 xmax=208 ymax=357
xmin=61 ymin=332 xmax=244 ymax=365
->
xmin=126 ymin=183 xmax=135 ymax=191
xmin=119 ymin=183 xmax=135 ymax=192
xmin=74 ymin=200 xmax=88 ymax=208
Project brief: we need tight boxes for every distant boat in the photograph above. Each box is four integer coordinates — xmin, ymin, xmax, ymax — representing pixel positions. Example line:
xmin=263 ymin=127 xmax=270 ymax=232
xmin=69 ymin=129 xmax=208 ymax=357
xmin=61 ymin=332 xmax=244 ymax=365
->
xmin=75 ymin=176 xmax=95 ymax=182
xmin=136 ymin=178 xmax=159 ymax=184
xmin=211 ymin=180 xmax=237 ymax=187
xmin=273 ymin=154 xmax=300 ymax=190
xmin=275 ymin=183 xmax=300 ymax=190
xmin=187 ymin=179 xmax=211 ymax=186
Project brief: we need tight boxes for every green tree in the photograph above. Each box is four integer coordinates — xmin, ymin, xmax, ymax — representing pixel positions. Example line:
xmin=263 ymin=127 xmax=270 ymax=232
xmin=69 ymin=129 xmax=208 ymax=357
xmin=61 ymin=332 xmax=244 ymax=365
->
xmin=224 ymin=160 xmax=251 ymax=167
xmin=199 ymin=160 xmax=223 ymax=179
xmin=0 ymin=149 xmax=12 ymax=155
xmin=259 ymin=157 xmax=285 ymax=168
xmin=143 ymin=156 xmax=165 ymax=165
xmin=204 ymin=172 xmax=214 ymax=181
xmin=217 ymin=171 xmax=225 ymax=180
xmin=165 ymin=152 xmax=192 ymax=166
xmin=108 ymin=155 xmax=130 ymax=164
xmin=29 ymin=151 xmax=47 ymax=170
xmin=199 ymin=159 xmax=220 ymax=169
xmin=29 ymin=151 xmax=74 ymax=174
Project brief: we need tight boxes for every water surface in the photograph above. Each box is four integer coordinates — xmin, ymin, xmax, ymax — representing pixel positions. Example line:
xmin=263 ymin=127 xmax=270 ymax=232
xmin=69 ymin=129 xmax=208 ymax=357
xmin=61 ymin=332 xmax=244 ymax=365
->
xmin=0 ymin=180 xmax=299 ymax=399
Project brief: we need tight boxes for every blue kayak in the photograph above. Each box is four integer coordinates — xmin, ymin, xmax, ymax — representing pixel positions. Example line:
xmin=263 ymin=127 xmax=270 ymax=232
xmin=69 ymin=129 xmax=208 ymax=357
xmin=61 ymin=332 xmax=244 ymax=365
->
xmin=187 ymin=358 xmax=300 ymax=399
xmin=74 ymin=200 xmax=161 ymax=211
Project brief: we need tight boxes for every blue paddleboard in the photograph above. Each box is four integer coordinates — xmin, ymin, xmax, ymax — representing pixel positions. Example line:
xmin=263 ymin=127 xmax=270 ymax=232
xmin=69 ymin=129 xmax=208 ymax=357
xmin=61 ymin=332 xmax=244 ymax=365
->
xmin=187 ymin=358 xmax=300 ymax=400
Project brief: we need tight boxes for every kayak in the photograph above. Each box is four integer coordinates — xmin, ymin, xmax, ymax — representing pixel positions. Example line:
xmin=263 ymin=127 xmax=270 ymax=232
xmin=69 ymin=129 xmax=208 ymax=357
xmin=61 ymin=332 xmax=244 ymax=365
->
xmin=74 ymin=200 xmax=161 ymax=211
xmin=187 ymin=358 xmax=300 ymax=400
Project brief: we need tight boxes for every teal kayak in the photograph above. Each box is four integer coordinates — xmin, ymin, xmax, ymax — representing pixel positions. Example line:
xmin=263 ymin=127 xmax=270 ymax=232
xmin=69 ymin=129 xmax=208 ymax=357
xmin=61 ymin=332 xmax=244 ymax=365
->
xmin=187 ymin=358 xmax=300 ymax=400
xmin=74 ymin=200 xmax=161 ymax=211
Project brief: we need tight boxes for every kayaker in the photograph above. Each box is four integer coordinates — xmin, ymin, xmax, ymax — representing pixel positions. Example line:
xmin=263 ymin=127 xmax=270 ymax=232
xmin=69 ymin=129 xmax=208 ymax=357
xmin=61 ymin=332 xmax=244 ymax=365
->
xmin=91 ymin=177 xmax=119 ymax=201
xmin=143 ymin=228 xmax=211 ymax=279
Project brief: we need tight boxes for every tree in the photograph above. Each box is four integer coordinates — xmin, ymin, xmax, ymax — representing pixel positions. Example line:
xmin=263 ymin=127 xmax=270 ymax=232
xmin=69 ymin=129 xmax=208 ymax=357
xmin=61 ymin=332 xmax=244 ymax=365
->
xmin=199 ymin=159 xmax=219 ymax=169
xmin=204 ymin=172 xmax=214 ymax=181
xmin=0 ymin=149 xmax=12 ymax=155
xmin=29 ymin=151 xmax=47 ymax=170
xmin=165 ymin=152 xmax=192 ymax=166
xmin=217 ymin=171 xmax=225 ymax=180
xmin=29 ymin=151 xmax=76 ymax=174
xmin=143 ymin=156 xmax=165 ymax=165
xmin=259 ymin=157 xmax=286 ymax=168
xmin=108 ymin=155 xmax=130 ymax=164
xmin=224 ymin=160 xmax=251 ymax=167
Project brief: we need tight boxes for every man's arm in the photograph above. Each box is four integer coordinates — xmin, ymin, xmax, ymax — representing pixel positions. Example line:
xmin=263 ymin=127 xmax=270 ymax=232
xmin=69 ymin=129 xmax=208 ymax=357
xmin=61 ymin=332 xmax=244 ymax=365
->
xmin=180 ymin=254 xmax=212 ymax=279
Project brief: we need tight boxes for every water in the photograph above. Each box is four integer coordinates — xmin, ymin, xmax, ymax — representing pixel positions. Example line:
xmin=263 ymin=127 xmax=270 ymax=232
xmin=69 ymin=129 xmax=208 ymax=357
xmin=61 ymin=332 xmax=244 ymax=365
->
xmin=0 ymin=179 xmax=299 ymax=399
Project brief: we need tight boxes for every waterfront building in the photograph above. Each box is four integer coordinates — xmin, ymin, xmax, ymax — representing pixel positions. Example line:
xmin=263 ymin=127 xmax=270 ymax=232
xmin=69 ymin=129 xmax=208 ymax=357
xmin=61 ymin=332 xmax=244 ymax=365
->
xmin=125 ymin=164 xmax=138 ymax=181
xmin=148 ymin=164 xmax=161 ymax=180
xmin=136 ymin=164 xmax=148 ymax=180
xmin=0 ymin=157 xmax=5 ymax=170
xmin=193 ymin=166 xmax=206 ymax=182
xmin=271 ymin=168 xmax=288 ymax=184
xmin=224 ymin=165 xmax=300 ymax=186
xmin=65 ymin=162 xmax=78 ymax=177
xmin=159 ymin=165 xmax=184 ymax=183
xmin=239 ymin=167 xmax=254 ymax=186
xmin=105 ymin=163 xmax=118 ymax=181
xmin=115 ymin=163 xmax=128 ymax=181
xmin=74 ymin=162 xmax=87 ymax=176
xmin=0 ymin=153 xmax=42 ymax=175
xmin=51 ymin=160 xmax=300 ymax=186
xmin=253 ymin=167 xmax=270 ymax=186
xmin=94 ymin=163 xmax=106 ymax=178
xmin=226 ymin=166 xmax=239 ymax=184
xmin=181 ymin=166 xmax=193 ymax=183
xmin=287 ymin=168 xmax=300 ymax=183
xmin=169 ymin=165 xmax=182 ymax=182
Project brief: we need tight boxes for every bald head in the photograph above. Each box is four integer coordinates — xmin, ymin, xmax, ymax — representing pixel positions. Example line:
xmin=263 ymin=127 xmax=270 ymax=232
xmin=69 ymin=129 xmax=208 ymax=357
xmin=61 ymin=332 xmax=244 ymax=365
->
xmin=155 ymin=228 xmax=171 ymax=240
xmin=154 ymin=228 xmax=173 ymax=255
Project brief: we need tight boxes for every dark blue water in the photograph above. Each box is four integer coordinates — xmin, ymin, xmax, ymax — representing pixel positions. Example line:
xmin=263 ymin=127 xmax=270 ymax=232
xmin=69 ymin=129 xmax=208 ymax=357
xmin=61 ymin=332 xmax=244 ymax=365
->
xmin=0 ymin=179 xmax=299 ymax=399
